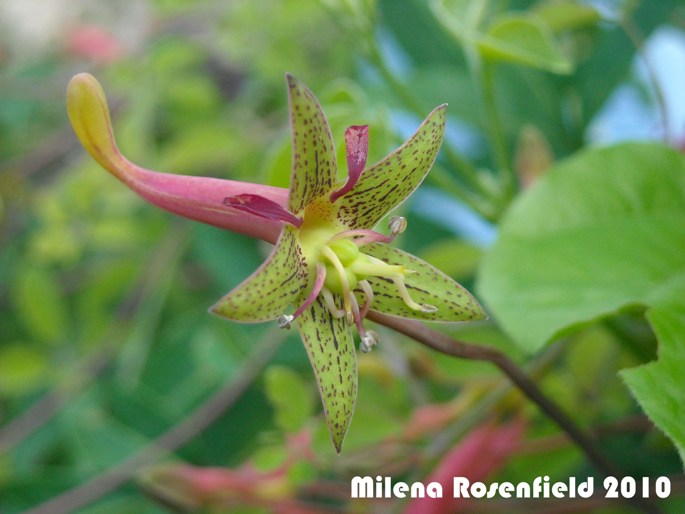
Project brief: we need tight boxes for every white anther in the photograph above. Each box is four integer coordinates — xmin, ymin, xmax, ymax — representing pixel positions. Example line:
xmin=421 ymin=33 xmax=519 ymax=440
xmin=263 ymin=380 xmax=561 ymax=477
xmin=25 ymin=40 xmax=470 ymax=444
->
xmin=388 ymin=216 xmax=407 ymax=236
xmin=420 ymin=304 xmax=438 ymax=313
xmin=278 ymin=314 xmax=294 ymax=329
xmin=360 ymin=330 xmax=380 ymax=353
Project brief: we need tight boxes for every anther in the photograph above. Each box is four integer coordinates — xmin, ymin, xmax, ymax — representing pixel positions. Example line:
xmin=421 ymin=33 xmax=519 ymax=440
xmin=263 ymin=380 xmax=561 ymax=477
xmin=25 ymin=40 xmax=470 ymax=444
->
xmin=278 ymin=314 xmax=294 ymax=329
xmin=360 ymin=330 xmax=380 ymax=353
xmin=388 ymin=216 xmax=407 ymax=236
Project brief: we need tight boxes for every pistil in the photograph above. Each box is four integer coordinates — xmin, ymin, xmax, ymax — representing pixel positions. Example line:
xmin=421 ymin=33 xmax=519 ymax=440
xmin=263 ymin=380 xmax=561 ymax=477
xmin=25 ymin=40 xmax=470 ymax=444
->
xmin=321 ymin=245 xmax=354 ymax=321
xmin=330 ymin=216 xmax=407 ymax=247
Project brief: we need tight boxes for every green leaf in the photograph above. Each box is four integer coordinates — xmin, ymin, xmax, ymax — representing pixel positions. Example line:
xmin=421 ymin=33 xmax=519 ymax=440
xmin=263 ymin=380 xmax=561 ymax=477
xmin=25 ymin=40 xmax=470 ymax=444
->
xmin=264 ymin=365 xmax=315 ymax=432
xmin=478 ymin=15 xmax=573 ymax=74
xmin=336 ymin=105 xmax=446 ymax=229
xmin=286 ymin=74 xmax=338 ymax=214
xmin=296 ymin=295 xmax=356 ymax=453
xmin=479 ymin=142 xmax=685 ymax=350
xmin=430 ymin=0 xmax=572 ymax=73
xmin=622 ymin=283 xmax=685 ymax=464
xmin=533 ymin=0 xmax=600 ymax=33
xmin=478 ymin=142 xmax=685 ymax=461
xmin=211 ymin=227 xmax=308 ymax=322
xmin=364 ymin=243 xmax=486 ymax=322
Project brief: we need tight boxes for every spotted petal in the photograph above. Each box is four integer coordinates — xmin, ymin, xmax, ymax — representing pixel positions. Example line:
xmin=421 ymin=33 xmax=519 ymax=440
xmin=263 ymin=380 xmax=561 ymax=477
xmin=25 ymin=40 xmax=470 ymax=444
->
xmin=296 ymin=295 xmax=356 ymax=453
xmin=210 ymin=227 xmax=308 ymax=321
xmin=336 ymin=105 xmax=447 ymax=229
xmin=363 ymin=243 xmax=487 ymax=322
xmin=286 ymin=74 xmax=338 ymax=215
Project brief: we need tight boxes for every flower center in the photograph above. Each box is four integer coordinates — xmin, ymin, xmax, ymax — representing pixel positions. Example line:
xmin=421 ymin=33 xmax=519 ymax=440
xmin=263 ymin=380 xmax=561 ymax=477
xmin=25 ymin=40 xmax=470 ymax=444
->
xmin=280 ymin=217 xmax=436 ymax=352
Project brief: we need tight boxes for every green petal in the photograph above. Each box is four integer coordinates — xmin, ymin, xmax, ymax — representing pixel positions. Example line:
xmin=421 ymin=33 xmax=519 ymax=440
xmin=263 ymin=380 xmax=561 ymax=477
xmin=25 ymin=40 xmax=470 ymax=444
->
xmin=210 ymin=227 xmax=308 ymax=321
xmin=363 ymin=243 xmax=487 ymax=322
xmin=296 ymin=295 xmax=356 ymax=453
xmin=286 ymin=74 xmax=338 ymax=214
xmin=336 ymin=105 xmax=446 ymax=229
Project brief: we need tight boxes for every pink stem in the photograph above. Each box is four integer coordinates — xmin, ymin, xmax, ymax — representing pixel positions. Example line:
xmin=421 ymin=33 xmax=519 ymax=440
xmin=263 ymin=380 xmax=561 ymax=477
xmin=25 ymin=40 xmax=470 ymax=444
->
xmin=292 ymin=263 xmax=327 ymax=319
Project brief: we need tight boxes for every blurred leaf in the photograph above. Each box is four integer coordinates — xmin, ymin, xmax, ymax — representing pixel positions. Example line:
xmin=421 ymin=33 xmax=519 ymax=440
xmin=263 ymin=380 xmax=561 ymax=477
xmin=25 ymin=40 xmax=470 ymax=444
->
xmin=532 ymin=0 xmax=600 ymax=33
xmin=431 ymin=1 xmax=572 ymax=73
xmin=418 ymin=239 xmax=482 ymax=279
xmin=479 ymin=15 xmax=573 ymax=73
xmin=157 ymin=123 xmax=245 ymax=174
xmin=63 ymin=392 xmax=151 ymax=473
xmin=264 ymin=134 xmax=292 ymax=189
xmin=12 ymin=265 xmax=69 ymax=344
xmin=264 ymin=365 xmax=314 ymax=432
xmin=251 ymin=444 xmax=288 ymax=471
xmin=338 ymin=372 xmax=406 ymax=451
xmin=0 ymin=345 xmax=50 ymax=396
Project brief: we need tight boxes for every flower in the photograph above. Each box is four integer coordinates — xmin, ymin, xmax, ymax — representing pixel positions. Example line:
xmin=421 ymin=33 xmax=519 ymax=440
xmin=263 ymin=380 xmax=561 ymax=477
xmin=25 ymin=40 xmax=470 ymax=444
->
xmin=67 ymin=73 xmax=486 ymax=452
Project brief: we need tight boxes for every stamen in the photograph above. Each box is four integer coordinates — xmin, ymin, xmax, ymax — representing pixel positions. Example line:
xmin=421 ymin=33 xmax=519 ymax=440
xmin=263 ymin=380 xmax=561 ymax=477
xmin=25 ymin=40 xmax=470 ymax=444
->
xmin=349 ymin=254 xmax=406 ymax=278
xmin=223 ymin=194 xmax=303 ymax=228
xmin=321 ymin=245 xmax=353 ymax=317
xmin=330 ymin=229 xmax=393 ymax=247
xmin=330 ymin=216 xmax=408 ymax=247
xmin=360 ymin=330 xmax=380 ymax=353
xmin=330 ymin=125 xmax=369 ymax=202
xmin=277 ymin=263 xmax=326 ymax=329
xmin=348 ymin=290 xmax=379 ymax=354
xmin=322 ymin=288 xmax=346 ymax=318
xmin=349 ymin=292 xmax=365 ymax=336
xmin=358 ymin=279 xmax=374 ymax=319
xmin=392 ymin=275 xmax=438 ymax=313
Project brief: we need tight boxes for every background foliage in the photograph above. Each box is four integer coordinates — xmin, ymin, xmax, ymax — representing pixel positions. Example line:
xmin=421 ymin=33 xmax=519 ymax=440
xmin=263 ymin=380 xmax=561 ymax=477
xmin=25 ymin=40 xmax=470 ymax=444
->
xmin=2 ymin=0 xmax=685 ymax=512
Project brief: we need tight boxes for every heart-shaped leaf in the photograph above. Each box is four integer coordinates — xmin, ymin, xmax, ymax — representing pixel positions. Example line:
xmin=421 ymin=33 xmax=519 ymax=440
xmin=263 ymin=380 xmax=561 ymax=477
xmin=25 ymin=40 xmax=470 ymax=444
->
xmin=478 ymin=142 xmax=685 ymax=463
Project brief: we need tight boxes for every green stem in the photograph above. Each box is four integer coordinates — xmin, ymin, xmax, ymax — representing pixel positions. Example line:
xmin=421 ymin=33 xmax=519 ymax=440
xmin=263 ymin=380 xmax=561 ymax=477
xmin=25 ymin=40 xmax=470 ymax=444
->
xmin=479 ymin=60 xmax=516 ymax=198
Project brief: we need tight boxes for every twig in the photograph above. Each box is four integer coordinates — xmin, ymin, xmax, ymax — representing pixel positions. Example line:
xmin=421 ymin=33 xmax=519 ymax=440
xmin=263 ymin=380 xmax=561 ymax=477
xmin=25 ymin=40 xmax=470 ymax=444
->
xmin=21 ymin=330 xmax=285 ymax=514
xmin=367 ymin=311 xmax=665 ymax=514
